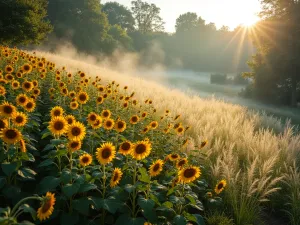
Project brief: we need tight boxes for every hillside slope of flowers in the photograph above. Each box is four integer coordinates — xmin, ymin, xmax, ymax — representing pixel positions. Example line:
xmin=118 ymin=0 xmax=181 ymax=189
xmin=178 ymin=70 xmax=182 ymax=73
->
xmin=0 ymin=46 xmax=224 ymax=225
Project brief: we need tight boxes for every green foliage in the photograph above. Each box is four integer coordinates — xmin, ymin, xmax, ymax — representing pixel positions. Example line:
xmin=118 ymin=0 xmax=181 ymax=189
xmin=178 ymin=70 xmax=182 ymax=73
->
xmin=102 ymin=2 xmax=135 ymax=32
xmin=206 ymin=213 xmax=235 ymax=225
xmin=0 ymin=0 xmax=52 ymax=45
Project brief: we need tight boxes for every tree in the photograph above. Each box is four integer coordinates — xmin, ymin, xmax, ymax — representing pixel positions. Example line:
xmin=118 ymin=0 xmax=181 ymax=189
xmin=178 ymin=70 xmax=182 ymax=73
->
xmin=102 ymin=2 xmax=135 ymax=32
xmin=244 ymin=0 xmax=300 ymax=106
xmin=0 ymin=0 xmax=52 ymax=45
xmin=48 ymin=0 xmax=110 ymax=53
xmin=131 ymin=0 xmax=164 ymax=33
xmin=175 ymin=12 xmax=199 ymax=33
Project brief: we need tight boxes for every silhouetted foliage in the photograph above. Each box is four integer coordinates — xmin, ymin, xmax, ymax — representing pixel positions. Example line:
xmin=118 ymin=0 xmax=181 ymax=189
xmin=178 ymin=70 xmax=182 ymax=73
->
xmin=243 ymin=0 xmax=300 ymax=107
xmin=0 ymin=0 xmax=53 ymax=45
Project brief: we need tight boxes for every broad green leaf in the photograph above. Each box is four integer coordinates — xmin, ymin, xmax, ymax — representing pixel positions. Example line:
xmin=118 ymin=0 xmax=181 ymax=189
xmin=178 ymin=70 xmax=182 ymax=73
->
xmin=138 ymin=167 xmax=150 ymax=183
xmin=186 ymin=194 xmax=196 ymax=204
xmin=78 ymin=183 xmax=97 ymax=193
xmin=1 ymin=162 xmax=19 ymax=176
xmin=193 ymin=214 xmax=205 ymax=225
xmin=124 ymin=184 xmax=135 ymax=193
xmin=19 ymin=204 xmax=36 ymax=220
xmin=138 ymin=197 xmax=155 ymax=212
xmin=162 ymin=201 xmax=173 ymax=208
xmin=167 ymin=187 xmax=175 ymax=196
xmin=38 ymin=176 xmax=60 ymax=194
xmin=43 ymin=144 xmax=55 ymax=151
xmin=41 ymin=131 xmax=51 ymax=139
xmin=38 ymin=159 xmax=54 ymax=168
xmin=0 ymin=177 xmax=6 ymax=189
xmin=90 ymin=197 xmax=123 ymax=214
xmin=72 ymin=198 xmax=90 ymax=215
xmin=173 ymin=215 xmax=187 ymax=225
xmin=61 ymin=169 xmax=72 ymax=184
xmin=62 ymin=182 xmax=81 ymax=198
xmin=115 ymin=214 xmax=145 ymax=225
xmin=18 ymin=168 xmax=36 ymax=180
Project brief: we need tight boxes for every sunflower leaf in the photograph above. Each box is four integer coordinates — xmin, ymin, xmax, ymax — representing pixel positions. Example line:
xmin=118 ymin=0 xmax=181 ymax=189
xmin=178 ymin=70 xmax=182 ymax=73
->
xmin=138 ymin=197 xmax=155 ymax=212
xmin=173 ymin=215 xmax=187 ymax=225
xmin=1 ymin=162 xmax=20 ymax=176
xmin=19 ymin=204 xmax=36 ymax=220
xmin=138 ymin=167 xmax=150 ymax=183
xmin=38 ymin=176 xmax=60 ymax=194
xmin=62 ymin=182 xmax=81 ymax=198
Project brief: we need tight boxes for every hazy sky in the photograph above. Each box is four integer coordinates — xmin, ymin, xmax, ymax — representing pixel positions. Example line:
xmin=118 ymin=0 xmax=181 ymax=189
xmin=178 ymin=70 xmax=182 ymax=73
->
xmin=102 ymin=0 xmax=261 ymax=32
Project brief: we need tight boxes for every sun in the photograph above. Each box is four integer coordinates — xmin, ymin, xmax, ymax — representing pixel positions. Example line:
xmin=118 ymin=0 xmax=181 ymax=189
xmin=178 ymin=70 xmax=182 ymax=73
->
xmin=241 ymin=15 xmax=260 ymax=27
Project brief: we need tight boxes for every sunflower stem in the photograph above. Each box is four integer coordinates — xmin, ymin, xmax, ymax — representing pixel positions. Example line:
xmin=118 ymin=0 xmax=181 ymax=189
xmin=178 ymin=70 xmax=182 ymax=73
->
xmin=11 ymin=196 xmax=42 ymax=217
xmin=102 ymin=164 xmax=106 ymax=225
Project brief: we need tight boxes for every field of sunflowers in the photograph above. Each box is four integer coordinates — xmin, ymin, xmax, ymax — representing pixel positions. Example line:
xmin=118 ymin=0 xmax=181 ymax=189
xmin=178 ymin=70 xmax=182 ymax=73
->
xmin=0 ymin=46 xmax=226 ymax=225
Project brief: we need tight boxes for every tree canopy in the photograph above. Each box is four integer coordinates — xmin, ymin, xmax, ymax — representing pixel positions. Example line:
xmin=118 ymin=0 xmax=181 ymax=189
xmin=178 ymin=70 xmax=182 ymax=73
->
xmin=0 ymin=0 xmax=52 ymax=45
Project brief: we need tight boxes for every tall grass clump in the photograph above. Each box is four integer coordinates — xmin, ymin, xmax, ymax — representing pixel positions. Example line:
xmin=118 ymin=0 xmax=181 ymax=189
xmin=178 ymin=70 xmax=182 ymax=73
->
xmin=35 ymin=49 xmax=300 ymax=225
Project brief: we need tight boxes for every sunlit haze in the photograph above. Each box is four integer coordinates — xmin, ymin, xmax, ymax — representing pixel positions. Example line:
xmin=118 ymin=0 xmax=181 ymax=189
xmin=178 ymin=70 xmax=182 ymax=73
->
xmin=102 ymin=0 xmax=261 ymax=32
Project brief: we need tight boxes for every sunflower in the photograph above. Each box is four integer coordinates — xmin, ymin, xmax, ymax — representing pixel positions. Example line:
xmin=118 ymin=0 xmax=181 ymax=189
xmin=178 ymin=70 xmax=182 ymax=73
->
xmin=24 ymin=99 xmax=36 ymax=112
xmin=77 ymin=91 xmax=89 ymax=104
xmin=96 ymin=96 xmax=104 ymax=104
xmin=5 ymin=74 xmax=14 ymax=81
xmin=176 ymin=158 xmax=188 ymax=169
xmin=70 ymin=101 xmax=79 ymax=110
xmin=69 ymin=91 xmax=76 ymax=98
xmin=0 ymin=101 xmax=16 ymax=118
xmin=215 ymin=180 xmax=227 ymax=195
xmin=141 ymin=127 xmax=149 ymax=134
xmin=176 ymin=126 xmax=185 ymax=135
xmin=206 ymin=192 xmax=213 ymax=198
xmin=131 ymin=140 xmax=151 ymax=160
xmin=182 ymin=139 xmax=189 ymax=147
xmin=33 ymin=88 xmax=41 ymax=96
xmin=32 ymin=80 xmax=38 ymax=87
xmin=171 ymin=177 xmax=181 ymax=188
xmin=67 ymin=121 xmax=86 ymax=141
xmin=48 ymin=88 xmax=55 ymax=94
xmin=22 ymin=81 xmax=34 ymax=92
xmin=144 ymin=222 xmax=152 ymax=225
xmin=0 ymin=118 xmax=8 ymax=130
xmin=48 ymin=116 xmax=68 ymax=137
xmin=141 ymin=112 xmax=147 ymax=118
xmin=103 ymin=118 xmax=114 ymax=130
xmin=129 ymin=115 xmax=139 ymax=124
xmin=119 ymin=141 xmax=133 ymax=155
xmin=101 ymin=109 xmax=111 ymax=119
xmin=68 ymin=140 xmax=82 ymax=152
xmin=16 ymin=94 xmax=28 ymax=106
xmin=110 ymin=168 xmax=123 ymax=188
xmin=61 ymin=88 xmax=68 ymax=96
xmin=12 ymin=112 xmax=28 ymax=127
xmin=11 ymin=80 xmax=20 ymax=89
xmin=5 ymin=65 xmax=13 ymax=73
xmin=91 ymin=116 xmax=102 ymax=129
xmin=149 ymin=121 xmax=158 ymax=129
xmin=37 ymin=192 xmax=56 ymax=221
xmin=178 ymin=166 xmax=201 ymax=183
xmin=115 ymin=120 xmax=126 ymax=133
xmin=65 ymin=115 xmax=76 ymax=125
xmin=200 ymin=140 xmax=208 ymax=148
xmin=0 ymin=127 xmax=22 ymax=144
xmin=79 ymin=153 xmax=93 ymax=167
xmin=168 ymin=153 xmax=180 ymax=161
xmin=87 ymin=112 xmax=98 ymax=125
xmin=0 ymin=85 xmax=6 ymax=96
xmin=50 ymin=106 xmax=64 ymax=118
xmin=19 ymin=139 xmax=26 ymax=153
xmin=16 ymin=72 xmax=23 ymax=78
xmin=149 ymin=159 xmax=164 ymax=177
xmin=96 ymin=142 xmax=116 ymax=165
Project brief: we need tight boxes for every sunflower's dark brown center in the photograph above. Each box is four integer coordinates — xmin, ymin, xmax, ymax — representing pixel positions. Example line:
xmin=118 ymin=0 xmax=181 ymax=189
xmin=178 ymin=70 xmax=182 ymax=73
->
xmin=23 ymin=65 xmax=30 ymax=71
xmin=103 ymin=112 xmax=109 ymax=117
xmin=117 ymin=122 xmax=124 ymax=129
xmin=79 ymin=94 xmax=86 ymax=101
xmin=26 ymin=102 xmax=33 ymax=109
xmin=33 ymin=81 xmax=37 ymax=86
xmin=54 ymin=121 xmax=64 ymax=130
xmin=89 ymin=114 xmax=97 ymax=121
xmin=53 ymin=110 xmax=61 ymax=116
xmin=153 ymin=163 xmax=160 ymax=172
xmin=135 ymin=144 xmax=146 ymax=154
xmin=38 ymin=62 xmax=43 ymax=67
xmin=67 ymin=118 xmax=73 ymax=124
xmin=103 ymin=94 xmax=108 ymax=98
xmin=142 ymin=113 xmax=146 ymax=117
xmin=15 ymin=116 xmax=24 ymax=123
xmin=178 ymin=160 xmax=186 ymax=167
xmin=101 ymin=148 xmax=111 ymax=159
xmin=97 ymin=97 xmax=103 ymax=102
xmin=113 ymin=172 xmax=119 ymax=181
xmin=131 ymin=116 xmax=138 ymax=122
xmin=201 ymin=142 xmax=207 ymax=147
xmin=99 ymin=87 xmax=104 ymax=91
xmin=19 ymin=97 xmax=26 ymax=103
xmin=81 ymin=156 xmax=89 ymax=163
xmin=56 ymin=77 xmax=61 ymax=80
xmin=70 ymin=141 xmax=79 ymax=148
xmin=121 ymin=142 xmax=131 ymax=151
xmin=71 ymin=127 xmax=81 ymax=136
xmin=177 ymin=128 xmax=183 ymax=132
xmin=24 ymin=82 xmax=31 ymax=89
xmin=3 ymin=105 xmax=13 ymax=114
xmin=0 ymin=120 xmax=6 ymax=129
xmin=71 ymin=103 xmax=77 ymax=107
xmin=62 ymin=89 xmax=67 ymax=94
xmin=143 ymin=128 xmax=148 ymax=132
xmin=151 ymin=123 xmax=157 ymax=128
xmin=5 ymin=129 xmax=18 ymax=139
xmin=105 ymin=121 xmax=112 ymax=127
xmin=183 ymin=168 xmax=196 ymax=178
xmin=34 ymin=90 xmax=39 ymax=95
xmin=70 ymin=93 xmax=75 ymax=98
xmin=217 ymin=183 xmax=224 ymax=190
xmin=41 ymin=200 xmax=52 ymax=213
xmin=80 ymin=73 xmax=85 ymax=77
xmin=13 ymin=82 xmax=18 ymax=87
xmin=6 ymin=67 xmax=12 ymax=72
xmin=171 ymin=154 xmax=178 ymax=159
xmin=7 ymin=75 xmax=13 ymax=80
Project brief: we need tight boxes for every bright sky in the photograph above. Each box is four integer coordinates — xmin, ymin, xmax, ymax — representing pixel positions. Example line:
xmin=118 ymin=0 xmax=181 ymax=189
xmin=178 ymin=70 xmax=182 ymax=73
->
xmin=102 ymin=0 xmax=261 ymax=32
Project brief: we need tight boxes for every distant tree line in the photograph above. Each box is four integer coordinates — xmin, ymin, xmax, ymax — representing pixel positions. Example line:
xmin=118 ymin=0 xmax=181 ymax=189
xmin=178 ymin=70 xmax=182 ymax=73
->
xmin=1 ymin=0 xmax=298 ymax=106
